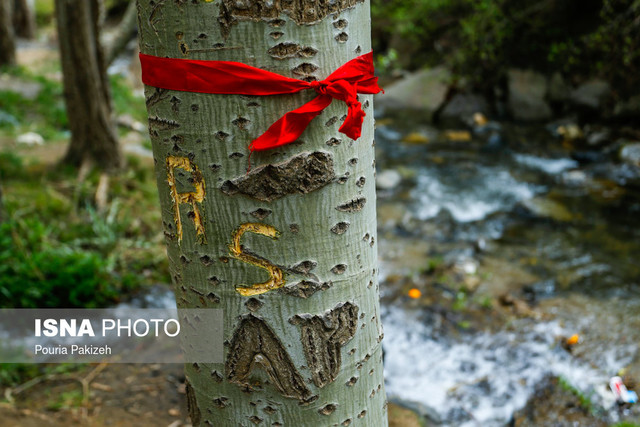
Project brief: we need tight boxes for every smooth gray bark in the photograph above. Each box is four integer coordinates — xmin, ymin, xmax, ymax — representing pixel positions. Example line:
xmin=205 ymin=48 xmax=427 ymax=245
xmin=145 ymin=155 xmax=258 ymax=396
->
xmin=137 ymin=1 xmax=387 ymax=425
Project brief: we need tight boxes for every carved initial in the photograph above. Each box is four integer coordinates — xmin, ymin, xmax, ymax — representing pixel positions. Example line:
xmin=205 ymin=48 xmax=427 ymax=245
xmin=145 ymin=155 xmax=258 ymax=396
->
xmin=290 ymin=302 xmax=359 ymax=388
xmin=166 ymin=156 xmax=206 ymax=244
xmin=229 ymin=222 xmax=284 ymax=296
xmin=226 ymin=315 xmax=311 ymax=400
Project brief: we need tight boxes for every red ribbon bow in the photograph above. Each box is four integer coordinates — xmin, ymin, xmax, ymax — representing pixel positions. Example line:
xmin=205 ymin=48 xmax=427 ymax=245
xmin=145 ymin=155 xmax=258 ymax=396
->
xmin=139 ymin=52 xmax=382 ymax=152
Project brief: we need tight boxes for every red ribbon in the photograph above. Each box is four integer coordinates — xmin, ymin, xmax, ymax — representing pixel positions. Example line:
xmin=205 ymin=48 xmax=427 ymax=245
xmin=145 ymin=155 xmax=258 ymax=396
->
xmin=139 ymin=52 xmax=382 ymax=152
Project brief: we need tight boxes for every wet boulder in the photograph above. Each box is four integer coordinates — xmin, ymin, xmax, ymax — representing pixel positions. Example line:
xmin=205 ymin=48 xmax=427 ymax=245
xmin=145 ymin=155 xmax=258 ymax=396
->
xmin=520 ymin=197 xmax=574 ymax=222
xmin=570 ymin=79 xmax=611 ymax=111
xmin=612 ymin=94 xmax=640 ymax=120
xmin=376 ymin=169 xmax=402 ymax=191
xmin=378 ymin=67 xmax=451 ymax=121
xmin=438 ymin=93 xmax=490 ymax=127
xmin=585 ymin=129 xmax=612 ymax=148
xmin=507 ymin=69 xmax=552 ymax=122
xmin=388 ymin=398 xmax=441 ymax=426
xmin=547 ymin=72 xmax=571 ymax=105
xmin=620 ymin=142 xmax=640 ymax=167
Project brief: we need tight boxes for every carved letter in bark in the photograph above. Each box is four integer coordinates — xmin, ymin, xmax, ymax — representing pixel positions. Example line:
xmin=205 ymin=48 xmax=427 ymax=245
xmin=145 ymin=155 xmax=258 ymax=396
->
xmin=226 ymin=315 xmax=311 ymax=401
xmin=166 ymin=156 xmax=206 ymax=244
xmin=290 ymin=302 xmax=358 ymax=388
xmin=229 ymin=222 xmax=284 ymax=296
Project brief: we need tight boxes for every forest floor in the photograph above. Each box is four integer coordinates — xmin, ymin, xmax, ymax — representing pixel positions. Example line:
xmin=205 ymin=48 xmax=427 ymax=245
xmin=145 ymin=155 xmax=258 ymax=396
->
xmin=0 ymin=363 xmax=189 ymax=427
xmin=0 ymin=363 xmax=421 ymax=427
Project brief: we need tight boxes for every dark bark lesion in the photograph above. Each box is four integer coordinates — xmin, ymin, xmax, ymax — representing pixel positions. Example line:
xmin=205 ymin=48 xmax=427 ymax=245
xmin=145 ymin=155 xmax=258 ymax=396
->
xmin=218 ymin=0 xmax=364 ymax=37
xmin=291 ymin=62 xmax=319 ymax=77
xmin=249 ymin=207 xmax=272 ymax=219
xmin=336 ymin=197 xmax=366 ymax=212
xmin=279 ymin=280 xmax=332 ymax=299
xmin=318 ymin=403 xmax=338 ymax=415
xmin=245 ymin=298 xmax=263 ymax=311
xmin=267 ymin=42 xmax=318 ymax=59
xmin=220 ymin=151 xmax=336 ymax=202
xmin=330 ymin=221 xmax=350 ymax=234
xmin=331 ymin=264 xmax=347 ymax=274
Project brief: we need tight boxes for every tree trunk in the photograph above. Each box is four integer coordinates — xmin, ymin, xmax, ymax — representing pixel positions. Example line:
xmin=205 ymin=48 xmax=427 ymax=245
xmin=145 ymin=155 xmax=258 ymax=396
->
xmin=105 ymin=0 xmax=137 ymax=65
xmin=0 ymin=0 xmax=16 ymax=66
xmin=13 ymin=0 xmax=36 ymax=39
xmin=137 ymin=1 xmax=387 ymax=426
xmin=55 ymin=0 xmax=122 ymax=171
xmin=0 ymin=180 xmax=6 ymax=224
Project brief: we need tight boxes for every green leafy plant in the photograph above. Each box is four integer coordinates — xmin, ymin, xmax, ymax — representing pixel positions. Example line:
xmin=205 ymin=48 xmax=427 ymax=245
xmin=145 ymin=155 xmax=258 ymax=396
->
xmin=371 ymin=0 xmax=639 ymax=95
xmin=0 ymin=218 xmax=120 ymax=308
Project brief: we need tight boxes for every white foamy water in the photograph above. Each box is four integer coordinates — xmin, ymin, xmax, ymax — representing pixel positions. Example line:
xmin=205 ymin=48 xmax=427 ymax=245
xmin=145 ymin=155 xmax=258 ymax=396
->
xmin=382 ymin=306 xmax=626 ymax=426
xmin=513 ymin=154 xmax=578 ymax=174
xmin=411 ymin=166 xmax=539 ymax=222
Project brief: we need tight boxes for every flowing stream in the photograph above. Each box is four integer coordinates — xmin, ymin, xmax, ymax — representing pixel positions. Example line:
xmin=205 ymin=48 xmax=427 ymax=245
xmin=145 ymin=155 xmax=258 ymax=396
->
xmin=121 ymin=115 xmax=640 ymax=425
xmin=375 ymin=115 xmax=640 ymax=425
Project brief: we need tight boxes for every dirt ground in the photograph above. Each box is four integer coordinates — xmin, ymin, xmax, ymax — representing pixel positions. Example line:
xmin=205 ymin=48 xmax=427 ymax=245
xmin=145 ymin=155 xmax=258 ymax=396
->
xmin=0 ymin=364 xmax=189 ymax=427
xmin=0 ymin=363 xmax=421 ymax=427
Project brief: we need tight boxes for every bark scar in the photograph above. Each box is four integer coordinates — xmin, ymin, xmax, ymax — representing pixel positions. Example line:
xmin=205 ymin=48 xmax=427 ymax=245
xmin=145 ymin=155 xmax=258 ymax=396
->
xmin=220 ymin=151 xmax=335 ymax=202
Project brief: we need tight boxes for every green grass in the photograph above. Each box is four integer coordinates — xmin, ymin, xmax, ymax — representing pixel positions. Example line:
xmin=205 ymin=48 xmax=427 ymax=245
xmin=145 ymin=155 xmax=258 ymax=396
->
xmin=46 ymin=389 xmax=84 ymax=411
xmin=477 ymin=295 xmax=494 ymax=309
xmin=0 ymin=41 xmax=165 ymax=310
xmin=0 ymin=362 xmax=87 ymax=390
xmin=0 ymin=66 xmax=68 ymax=139
xmin=34 ymin=0 xmax=55 ymax=26
xmin=557 ymin=376 xmax=599 ymax=415
xmin=0 ymin=151 xmax=169 ymax=309
xmin=421 ymin=255 xmax=445 ymax=274
xmin=452 ymin=290 xmax=469 ymax=311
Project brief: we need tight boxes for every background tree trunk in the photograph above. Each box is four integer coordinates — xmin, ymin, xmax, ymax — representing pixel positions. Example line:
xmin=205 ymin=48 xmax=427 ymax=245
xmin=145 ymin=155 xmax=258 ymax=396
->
xmin=105 ymin=0 xmax=138 ymax=65
xmin=55 ymin=0 xmax=122 ymax=171
xmin=13 ymin=0 xmax=36 ymax=39
xmin=0 ymin=181 xmax=6 ymax=224
xmin=0 ymin=0 xmax=16 ymax=66
xmin=137 ymin=1 xmax=387 ymax=426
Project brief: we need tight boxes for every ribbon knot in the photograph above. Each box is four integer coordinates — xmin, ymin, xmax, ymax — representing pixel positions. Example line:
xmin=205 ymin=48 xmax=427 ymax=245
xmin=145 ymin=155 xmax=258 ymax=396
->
xmin=139 ymin=52 xmax=382 ymax=153
xmin=309 ymin=80 xmax=326 ymax=94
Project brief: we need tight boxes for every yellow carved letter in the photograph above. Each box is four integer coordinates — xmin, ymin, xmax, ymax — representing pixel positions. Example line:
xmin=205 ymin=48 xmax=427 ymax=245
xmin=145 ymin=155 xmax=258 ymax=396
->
xmin=166 ymin=156 xmax=206 ymax=244
xmin=229 ymin=223 xmax=284 ymax=296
